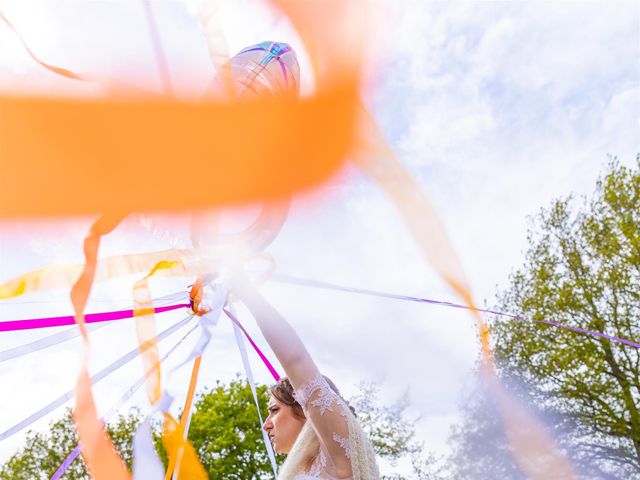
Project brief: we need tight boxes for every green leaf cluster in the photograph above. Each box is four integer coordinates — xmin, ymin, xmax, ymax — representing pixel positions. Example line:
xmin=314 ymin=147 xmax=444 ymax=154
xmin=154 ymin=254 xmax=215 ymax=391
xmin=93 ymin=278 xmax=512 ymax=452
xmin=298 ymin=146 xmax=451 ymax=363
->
xmin=1 ymin=378 xmax=437 ymax=479
xmin=456 ymin=157 xmax=640 ymax=478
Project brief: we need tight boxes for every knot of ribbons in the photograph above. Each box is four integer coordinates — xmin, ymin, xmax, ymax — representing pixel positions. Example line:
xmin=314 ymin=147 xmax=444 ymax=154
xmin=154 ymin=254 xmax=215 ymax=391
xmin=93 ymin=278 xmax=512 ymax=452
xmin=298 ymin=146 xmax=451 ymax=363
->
xmin=189 ymin=277 xmax=211 ymax=316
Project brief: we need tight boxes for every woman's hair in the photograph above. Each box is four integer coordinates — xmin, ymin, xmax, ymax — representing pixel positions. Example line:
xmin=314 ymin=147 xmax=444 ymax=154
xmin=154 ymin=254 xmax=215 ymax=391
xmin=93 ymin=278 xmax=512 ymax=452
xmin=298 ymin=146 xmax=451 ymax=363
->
xmin=269 ymin=376 xmax=305 ymax=420
xmin=268 ymin=376 xmax=357 ymax=420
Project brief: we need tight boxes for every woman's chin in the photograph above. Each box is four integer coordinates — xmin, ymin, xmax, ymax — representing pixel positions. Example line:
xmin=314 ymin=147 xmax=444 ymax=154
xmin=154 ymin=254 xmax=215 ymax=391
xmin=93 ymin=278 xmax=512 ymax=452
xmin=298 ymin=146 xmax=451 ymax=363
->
xmin=275 ymin=443 xmax=289 ymax=455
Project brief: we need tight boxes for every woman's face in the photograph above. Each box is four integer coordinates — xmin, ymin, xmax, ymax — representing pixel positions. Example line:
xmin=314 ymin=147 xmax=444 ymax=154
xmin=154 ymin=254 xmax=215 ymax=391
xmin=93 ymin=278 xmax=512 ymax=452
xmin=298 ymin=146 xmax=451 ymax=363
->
xmin=263 ymin=395 xmax=305 ymax=454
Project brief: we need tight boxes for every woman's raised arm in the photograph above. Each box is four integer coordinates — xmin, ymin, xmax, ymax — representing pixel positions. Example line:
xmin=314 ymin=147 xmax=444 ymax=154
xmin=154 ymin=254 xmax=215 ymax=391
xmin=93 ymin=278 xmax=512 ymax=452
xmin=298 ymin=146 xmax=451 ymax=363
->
xmin=230 ymin=276 xmax=317 ymax=388
xmin=230 ymin=276 xmax=354 ymax=477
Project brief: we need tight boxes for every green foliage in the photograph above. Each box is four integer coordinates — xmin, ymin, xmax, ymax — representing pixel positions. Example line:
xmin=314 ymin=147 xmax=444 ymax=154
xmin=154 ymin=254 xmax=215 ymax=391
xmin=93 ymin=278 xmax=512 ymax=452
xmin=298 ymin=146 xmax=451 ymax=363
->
xmin=351 ymin=382 xmax=415 ymax=462
xmin=444 ymin=376 xmax=537 ymax=480
xmin=187 ymin=377 xmax=276 ymax=480
xmin=0 ymin=408 xmax=142 ymax=480
xmin=351 ymin=382 xmax=444 ymax=480
xmin=106 ymin=408 xmax=145 ymax=469
xmin=488 ymin=158 xmax=640 ymax=475
xmin=1 ymin=378 xmax=441 ymax=479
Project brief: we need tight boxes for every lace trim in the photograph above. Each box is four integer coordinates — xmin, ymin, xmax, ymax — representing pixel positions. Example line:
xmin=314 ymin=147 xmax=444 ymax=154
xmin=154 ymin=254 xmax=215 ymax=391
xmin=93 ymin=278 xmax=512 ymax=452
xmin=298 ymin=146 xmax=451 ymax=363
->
xmin=333 ymin=432 xmax=351 ymax=459
xmin=294 ymin=372 xmax=340 ymax=416
xmin=320 ymin=449 xmax=328 ymax=469
xmin=308 ymin=456 xmax=321 ymax=477
xmin=305 ymin=449 xmax=327 ymax=478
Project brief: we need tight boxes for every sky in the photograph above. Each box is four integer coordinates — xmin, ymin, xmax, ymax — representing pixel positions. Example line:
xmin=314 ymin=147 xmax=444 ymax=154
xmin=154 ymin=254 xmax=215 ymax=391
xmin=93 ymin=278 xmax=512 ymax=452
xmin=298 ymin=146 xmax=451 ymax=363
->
xmin=0 ymin=0 xmax=638 ymax=476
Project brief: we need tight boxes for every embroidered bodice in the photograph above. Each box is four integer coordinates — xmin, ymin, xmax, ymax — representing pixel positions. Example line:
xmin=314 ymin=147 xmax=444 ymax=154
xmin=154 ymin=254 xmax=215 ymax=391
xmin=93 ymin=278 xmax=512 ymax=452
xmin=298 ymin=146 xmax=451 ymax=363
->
xmin=291 ymin=372 xmax=354 ymax=480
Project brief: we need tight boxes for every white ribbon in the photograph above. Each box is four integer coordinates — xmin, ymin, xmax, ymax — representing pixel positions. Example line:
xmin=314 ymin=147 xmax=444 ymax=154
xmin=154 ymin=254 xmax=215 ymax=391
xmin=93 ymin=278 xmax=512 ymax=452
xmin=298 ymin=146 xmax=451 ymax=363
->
xmin=230 ymin=306 xmax=279 ymax=479
xmin=134 ymin=282 xmax=226 ymax=479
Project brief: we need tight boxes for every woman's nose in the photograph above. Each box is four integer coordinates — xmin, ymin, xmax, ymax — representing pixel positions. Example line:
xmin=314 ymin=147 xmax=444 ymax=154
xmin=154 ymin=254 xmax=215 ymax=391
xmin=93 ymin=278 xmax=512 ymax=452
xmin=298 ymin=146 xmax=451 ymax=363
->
xmin=263 ymin=417 xmax=273 ymax=432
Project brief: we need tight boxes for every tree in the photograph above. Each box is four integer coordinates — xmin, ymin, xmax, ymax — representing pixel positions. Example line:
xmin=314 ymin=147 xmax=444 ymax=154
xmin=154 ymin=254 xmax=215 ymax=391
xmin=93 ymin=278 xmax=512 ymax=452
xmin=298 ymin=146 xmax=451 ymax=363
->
xmin=487 ymin=158 xmax=640 ymax=477
xmin=0 ymin=408 xmax=142 ymax=480
xmin=350 ymin=382 xmax=447 ymax=480
xmin=351 ymin=382 xmax=415 ymax=462
xmin=2 ymin=378 xmax=430 ymax=478
xmin=188 ymin=378 xmax=439 ymax=479
xmin=187 ymin=378 xmax=276 ymax=479
xmin=444 ymin=375 xmax=524 ymax=480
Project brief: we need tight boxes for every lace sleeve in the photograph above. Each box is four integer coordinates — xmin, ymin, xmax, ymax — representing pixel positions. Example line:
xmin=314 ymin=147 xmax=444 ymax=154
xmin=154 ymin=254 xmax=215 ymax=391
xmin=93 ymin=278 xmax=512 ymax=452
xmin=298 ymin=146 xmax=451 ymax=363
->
xmin=293 ymin=371 xmax=353 ymax=476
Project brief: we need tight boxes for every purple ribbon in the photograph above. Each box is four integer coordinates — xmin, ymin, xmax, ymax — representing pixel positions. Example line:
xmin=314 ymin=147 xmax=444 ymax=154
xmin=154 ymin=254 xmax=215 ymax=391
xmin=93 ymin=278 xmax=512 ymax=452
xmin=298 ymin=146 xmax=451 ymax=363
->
xmin=272 ymin=274 xmax=640 ymax=350
xmin=50 ymin=445 xmax=81 ymax=480
xmin=535 ymin=319 xmax=640 ymax=349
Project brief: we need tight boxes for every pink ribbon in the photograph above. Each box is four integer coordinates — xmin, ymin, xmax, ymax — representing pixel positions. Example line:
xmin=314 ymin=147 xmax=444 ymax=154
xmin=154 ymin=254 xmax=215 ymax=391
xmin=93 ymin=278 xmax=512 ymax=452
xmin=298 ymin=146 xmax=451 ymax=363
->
xmin=0 ymin=303 xmax=190 ymax=332
xmin=224 ymin=308 xmax=280 ymax=381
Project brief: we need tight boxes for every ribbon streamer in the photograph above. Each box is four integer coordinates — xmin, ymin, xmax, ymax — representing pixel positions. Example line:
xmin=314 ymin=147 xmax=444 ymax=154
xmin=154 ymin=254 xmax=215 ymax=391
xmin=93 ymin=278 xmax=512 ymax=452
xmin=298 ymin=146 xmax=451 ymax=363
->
xmin=164 ymin=356 xmax=202 ymax=480
xmin=0 ymin=314 xmax=193 ymax=442
xmin=354 ymin=106 xmax=577 ymax=477
xmin=0 ymin=323 xmax=107 ymax=364
xmin=0 ymin=303 xmax=189 ymax=333
xmin=224 ymin=308 xmax=280 ymax=381
xmin=0 ymin=245 xmax=240 ymax=302
xmin=0 ymin=247 xmax=196 ymax=301
xmin=133 ymin=419 xmax=165 ymax=479
xmin=141 ymin=0 xmax=174 ymax=96
xmin=230 ymin=306 xmax=279 ymax=479
xmin=0 ymin=12 xmax=83 ymax=80
xmin=130 ymin=277 xmax=225 ymax=480
xmin=133 ymin=261 xmax=183 ymax=406
xmin=0 ymin=292 xmax=188 ymax=363
xmin=51 ymin=320 xmax=200 ymax=480
xmin=161 ymin=415 xmax=208 ymax=480
xmin=272 ymin=274 xmax=640 ymax=349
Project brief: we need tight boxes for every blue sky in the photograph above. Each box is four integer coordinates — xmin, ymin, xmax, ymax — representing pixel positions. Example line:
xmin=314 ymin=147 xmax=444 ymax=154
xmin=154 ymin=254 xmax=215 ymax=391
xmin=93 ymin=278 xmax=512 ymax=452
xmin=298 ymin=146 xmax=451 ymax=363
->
xmin=0 ymin=0 xmax=638 ymax=476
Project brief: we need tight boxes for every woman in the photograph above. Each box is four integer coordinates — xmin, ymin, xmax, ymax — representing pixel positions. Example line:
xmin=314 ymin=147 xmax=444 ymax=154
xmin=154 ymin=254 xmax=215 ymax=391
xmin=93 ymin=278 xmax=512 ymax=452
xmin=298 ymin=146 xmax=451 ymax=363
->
xmin=230 ymin=277 xmax=380 ymax=479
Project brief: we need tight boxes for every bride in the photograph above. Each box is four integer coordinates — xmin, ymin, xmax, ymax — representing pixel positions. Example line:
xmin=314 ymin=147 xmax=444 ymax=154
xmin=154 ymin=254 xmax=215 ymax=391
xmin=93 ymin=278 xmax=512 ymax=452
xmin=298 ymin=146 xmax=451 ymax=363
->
xmin=230 ymin=277 xmax=380 ymax=479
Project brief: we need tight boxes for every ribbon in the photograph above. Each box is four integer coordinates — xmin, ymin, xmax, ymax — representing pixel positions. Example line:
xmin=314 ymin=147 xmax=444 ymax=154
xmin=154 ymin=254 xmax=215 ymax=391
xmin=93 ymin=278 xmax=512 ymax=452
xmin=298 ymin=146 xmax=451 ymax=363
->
xmin=133 ymin=419 xmax=165 ymax=479
xmin=130 ymin=277 xmax=225 ymax=479
xmin=141 ymin=0 xmax=173 ymax=97
xmin=196 ymin=0 xmax=234 ymax=97
xmin=272 ymin=274 xmax=640 ymax=349
xmin=0 ymin=314 xmax=193 ymax=442
xmin=0 ymin=323 xmax=107 ymax=364
xmin=0 ymin=292 xmax=188 ymax=364
xmin=0 ymin=247 xmax=191 ymax=300
xmin=0 ymin=303 xmax=189 ymax=333
xmin=0 ymin=0 xmax=364 ymax=217
xmin=354 ymin=106 xmax=577 ymax=477
xmin=224 ymin=308 xmax=280 ymax=381
xmin=230 ymin=306 xmax=279 ymax=478
xmin=163 ymin=356 xmax=202 ymax=480
xmin=51 ymin=319 xmax=200 ymax=480
xmin=161 ymin=415 xmax=207 ymax=480
xmin=0 ymin=12 xmax=83 ymax=80
xmin=133 ymin=261 xmax=183 ymax=406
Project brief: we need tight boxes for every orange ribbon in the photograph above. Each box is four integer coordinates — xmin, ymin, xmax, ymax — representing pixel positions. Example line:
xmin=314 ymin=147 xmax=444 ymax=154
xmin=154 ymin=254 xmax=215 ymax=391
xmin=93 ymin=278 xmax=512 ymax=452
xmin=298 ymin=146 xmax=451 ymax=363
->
xmin=164 ymin=355 xmax=203 ymax=480
xmin=354 ymin=105 xmax=575 ymax=478
xmin=70 ymin=213 xmax=131 ymax=480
